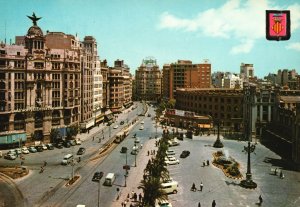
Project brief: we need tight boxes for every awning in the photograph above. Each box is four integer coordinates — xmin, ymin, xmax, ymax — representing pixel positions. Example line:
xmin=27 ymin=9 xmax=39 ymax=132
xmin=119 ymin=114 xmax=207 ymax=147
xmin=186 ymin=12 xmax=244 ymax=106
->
xmin=198 ymin=124 xmax=212 ymax=129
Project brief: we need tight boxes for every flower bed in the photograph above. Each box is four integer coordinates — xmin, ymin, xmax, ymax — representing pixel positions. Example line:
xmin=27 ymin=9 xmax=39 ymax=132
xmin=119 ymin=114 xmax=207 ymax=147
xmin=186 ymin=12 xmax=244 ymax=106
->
xmin=212 ymin=151 xmax=243 ymax=179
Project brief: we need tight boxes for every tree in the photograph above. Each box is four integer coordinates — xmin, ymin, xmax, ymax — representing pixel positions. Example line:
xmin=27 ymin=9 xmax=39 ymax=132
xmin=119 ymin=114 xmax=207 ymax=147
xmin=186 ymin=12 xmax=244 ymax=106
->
xmin=66 ymin=125 xmax=79 ymax=140
xmin=49 ymin=128 xmax=60 ymax=143
xmin=138 ymin=177 xmax=167 ymax=206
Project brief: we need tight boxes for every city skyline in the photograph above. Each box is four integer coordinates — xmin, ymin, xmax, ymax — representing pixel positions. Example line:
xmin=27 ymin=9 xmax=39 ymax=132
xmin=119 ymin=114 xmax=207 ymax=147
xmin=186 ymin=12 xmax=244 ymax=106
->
xmin=1 ymin=0 xmax=300 ymax=78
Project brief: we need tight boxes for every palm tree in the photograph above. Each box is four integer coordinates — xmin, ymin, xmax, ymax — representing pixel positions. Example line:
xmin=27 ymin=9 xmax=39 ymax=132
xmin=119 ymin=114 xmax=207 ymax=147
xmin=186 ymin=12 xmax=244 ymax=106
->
xmin=138 ymin=177 xmax=167 ymax=206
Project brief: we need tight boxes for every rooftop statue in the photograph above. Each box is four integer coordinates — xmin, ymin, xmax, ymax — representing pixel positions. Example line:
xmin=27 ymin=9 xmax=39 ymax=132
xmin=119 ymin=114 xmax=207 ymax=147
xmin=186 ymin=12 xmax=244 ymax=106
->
xmin=27 ymin=12 xmax=42 ymax=26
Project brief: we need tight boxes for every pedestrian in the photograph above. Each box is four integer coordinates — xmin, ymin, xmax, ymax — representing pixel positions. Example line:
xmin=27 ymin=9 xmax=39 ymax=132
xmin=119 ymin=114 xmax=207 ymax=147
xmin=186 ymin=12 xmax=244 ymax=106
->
xmin=203 ymin=161 xmax=206 ymax=167
xmin=99 ymin=138 xmax=101 ymax=143
xmin=191 ymin=183 xmax=196 ymax=191
xmin=280 ymin=171 xmax=284 ymax=179
xmin=121 ymin=201 xmax=124 ymax=207
xmin=259 ymin=195 xmax=263 ymax=204
xmin=198 ymin=202 xmax=201 ymax=207
xmin=131 ymin=191 xmax=134 ymax=199
xmin=147 ymin=151 xmax=150 ymax=156
xmin=44 ymin=161 xmax=47 ymax=166
xmin=274 ymin=168 xmax=277 ymax=175
xmin=207 ymin=160 xmax=210 ymax=166
xmin=133 ymin=193 xmax=137 ymax=201
xmin=129 ymin=204 xmax=133 ymax=207
xmin=21 ymin=161 xmax=24 ymax=166
xmin=212 ymin=200 xmax=216 ymax=207
xmin=93 ymin=136 xmax=94 ymax=141
xmin=138 ymin=193 xmax=142 ymax=202
xmin=200 ymin=182 xmax=203 ymax=191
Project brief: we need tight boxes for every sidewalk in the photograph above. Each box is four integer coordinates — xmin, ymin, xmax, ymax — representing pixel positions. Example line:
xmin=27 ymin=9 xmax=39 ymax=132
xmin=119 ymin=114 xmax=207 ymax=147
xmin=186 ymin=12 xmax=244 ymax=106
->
xmin=113 ymin=138 xmax=157 ymax=207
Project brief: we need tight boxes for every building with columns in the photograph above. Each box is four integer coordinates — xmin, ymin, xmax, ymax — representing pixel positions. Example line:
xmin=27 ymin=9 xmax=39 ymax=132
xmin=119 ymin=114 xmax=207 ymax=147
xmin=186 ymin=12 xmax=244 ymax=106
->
xmin=0 ymin=13 xmax=103 ymax=146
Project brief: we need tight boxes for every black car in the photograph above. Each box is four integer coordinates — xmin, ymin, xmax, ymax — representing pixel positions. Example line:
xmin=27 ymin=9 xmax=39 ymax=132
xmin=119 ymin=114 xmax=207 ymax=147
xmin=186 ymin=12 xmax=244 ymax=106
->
xmin=120 ymin=121 xmax=125 ymax=125
xmin=63 ymin=141 xmax=71 ymax=148
xmin=120 ymin=147 xmax=127 ymax=153
xmin=92 ymin=171 xmax=103 ymax=182
xmin=77 ymin=147 xmax=86 ymax=155
xmin=55 ymin=142 xmax=63 ymax=149
xmin=46 ymin=143 xmax=54 ymax=150
xmin=35 ymin=145 xmax=44 ymax=152
xmin=180 ymin=150 xmax=190 ymax=158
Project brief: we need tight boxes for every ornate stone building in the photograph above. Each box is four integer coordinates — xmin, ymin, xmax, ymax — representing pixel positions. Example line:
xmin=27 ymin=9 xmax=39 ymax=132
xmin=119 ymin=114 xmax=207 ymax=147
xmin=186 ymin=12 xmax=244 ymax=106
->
xmin=135 ymin=57 xmax=162 ymax=102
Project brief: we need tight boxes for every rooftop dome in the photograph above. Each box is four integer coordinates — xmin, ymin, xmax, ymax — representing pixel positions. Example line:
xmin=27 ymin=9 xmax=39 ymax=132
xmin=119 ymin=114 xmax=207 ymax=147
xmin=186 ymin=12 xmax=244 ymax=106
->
xmin=27 ymin=25 xmax=43 ymax=37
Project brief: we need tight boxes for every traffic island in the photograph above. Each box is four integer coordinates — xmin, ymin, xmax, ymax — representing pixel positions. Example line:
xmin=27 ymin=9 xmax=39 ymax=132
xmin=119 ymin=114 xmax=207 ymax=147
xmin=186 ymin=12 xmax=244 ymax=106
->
xmin=0 ymin=166 xmax=29 ymax=179
xmin=66 ymin=175 xmax=80 ymax=186
xmin=212 ymin=151 xmax=243 ymax=179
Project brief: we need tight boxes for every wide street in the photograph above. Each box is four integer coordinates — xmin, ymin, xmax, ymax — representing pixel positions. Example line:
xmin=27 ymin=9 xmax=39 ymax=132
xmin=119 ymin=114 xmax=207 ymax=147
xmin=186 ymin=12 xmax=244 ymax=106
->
xmin=1 ymin=102 xmax=300 ymax=207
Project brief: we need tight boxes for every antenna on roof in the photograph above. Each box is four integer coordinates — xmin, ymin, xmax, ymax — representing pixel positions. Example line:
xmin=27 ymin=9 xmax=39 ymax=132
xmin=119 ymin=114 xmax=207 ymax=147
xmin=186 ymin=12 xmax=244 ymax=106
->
xmin=4 ymin=20 xmax=6 ymax=44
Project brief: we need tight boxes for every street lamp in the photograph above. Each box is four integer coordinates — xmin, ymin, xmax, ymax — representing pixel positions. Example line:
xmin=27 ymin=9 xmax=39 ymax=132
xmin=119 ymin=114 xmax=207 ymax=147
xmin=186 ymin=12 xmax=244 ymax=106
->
xmin=98 ymin=171 xmax=104 ymax=207
xmin=240 ymin=84 xmax=257 ymax=189
xmin=134 ymin=143 xmax=137 ymax=167
xmin=213 ymin=119 xmax=224 ymax=148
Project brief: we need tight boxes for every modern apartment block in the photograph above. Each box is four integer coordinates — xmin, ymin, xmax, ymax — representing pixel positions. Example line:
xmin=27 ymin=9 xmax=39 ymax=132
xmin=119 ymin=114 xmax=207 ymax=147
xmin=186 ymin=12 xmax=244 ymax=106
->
xmin=162 ymin=59 xmax=211 ymax=100
xmin=101 ymin=59 xmax=109 ymax=110
xmin=108 ymin=60 xmax=132 ymax=113
xmin=93 ymin=56 xmax=103 ymax=126
xmin=135 ymin=57 xmax=162 ymax=102
xmin=240 ymin=63 xmax=254 ymax=79
xmin=79 ymin=36 xmax=97 ymax=132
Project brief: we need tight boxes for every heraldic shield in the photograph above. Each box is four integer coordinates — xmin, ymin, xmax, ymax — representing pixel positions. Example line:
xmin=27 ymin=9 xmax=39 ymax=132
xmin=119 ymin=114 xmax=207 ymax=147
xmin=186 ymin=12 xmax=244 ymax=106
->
xmin=266 ymin=10 xmax=290 ymax=41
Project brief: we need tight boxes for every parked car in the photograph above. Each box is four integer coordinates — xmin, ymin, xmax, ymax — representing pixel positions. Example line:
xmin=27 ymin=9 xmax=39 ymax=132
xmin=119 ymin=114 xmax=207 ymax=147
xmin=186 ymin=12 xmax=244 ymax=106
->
xmin=41 ymin=144 xmax=48 ymax=150
xmin=180 ymin=150 xmax=190 ymax=158
xmin=4 ymin=153 xmax=17 ymax=160
xmin=120 ymin=147 xmax=128 ymax=153
xmin=134 ymin=137 xmax=140 ymax=144
xmin=55 ymin=142 xmax=63 ymax=149
xmin=21 ymin=146 xmax=30 ymax=154
xmin=166 ymin=150 xmax=175 ymax=156
xmin=75 ymin=139 xmax=82 ymax=145
xmin=46 ymin=143 xmax=54 ymax=150
xmin=148 ymin=114 xmax=151 ymax=117
xmin=92 ymin=172 xmax=103 ymax=182
xmin=63 ymin=141 xmax=71 ymax=148
xmin=140 ymin=121 xmax=144 ymax=124
xmin=155 ymin=199 xmax=172 ymax=207
xmin=77 ymin=147 xmax=86 ymax=155
xmin=113 ymin=125 xmax=119 ymax=129
xmin=14 ymin=148 xmax=22 ymax=155
xmin=69 ymin=140 xmax=76 ymax=146
xmin=120 ymin=121 xmax=125 ymax=125
xmin=8 ymin=149 xmax=16 ymax=155
xmin=165 ymin=157 xmax=180 ymax=165
xmin=139 ymin=125 xmax=144 ymax=130
xmin=35 ymin=145 xmax=44 ymax=152
xmin=28 ymin=146 xmax=37 ymax=153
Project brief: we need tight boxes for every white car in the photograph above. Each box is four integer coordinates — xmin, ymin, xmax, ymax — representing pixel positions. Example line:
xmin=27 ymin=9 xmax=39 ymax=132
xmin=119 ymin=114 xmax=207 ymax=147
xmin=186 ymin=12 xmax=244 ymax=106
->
xmin=41 ymin=144 xmax=48 ymax=150
xmin=21 ymin=147 xmax=30 ymax=154
xmin=155 ymin=199 xmax=172 ymax=207
xmin=141 ymin=121 xmax=144 ymax=124
xmin=134 ymin=138 xmax=140 ymax=144
xmin=14 ymin=148 xmax=22 ymax=155
xmin=113 ymin=125 xmax=119 ymax=129
xmin=165 ymin=157 xmax=180 ymax=165
xmin=139 ymin=125 xmax=144 ymax=130
xmin=75 ymin=139 xmax=82 ymax=145
xmin=166 ymin=150 xmax=175 ymax=156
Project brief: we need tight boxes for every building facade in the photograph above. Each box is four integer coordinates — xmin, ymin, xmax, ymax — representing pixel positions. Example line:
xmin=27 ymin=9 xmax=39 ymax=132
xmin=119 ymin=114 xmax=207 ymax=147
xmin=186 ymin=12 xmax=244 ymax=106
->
xmin=162 ymin=59 xmax=211 ymax=100
xmin=175 ymin=88 xmax=243 ymax=133
xmin=135 ymin=57 xmax=162 ymax=102
xmin=0 ymin=14 xmax=84 ymax=145
xmin=93 ymin=56 xmax=103 ymax=126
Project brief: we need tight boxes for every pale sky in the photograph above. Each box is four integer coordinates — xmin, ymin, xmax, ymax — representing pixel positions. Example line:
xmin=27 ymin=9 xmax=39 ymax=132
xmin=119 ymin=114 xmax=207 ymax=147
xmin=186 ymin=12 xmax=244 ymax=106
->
xmin=1 ymin=0 xmax=300 ymax=78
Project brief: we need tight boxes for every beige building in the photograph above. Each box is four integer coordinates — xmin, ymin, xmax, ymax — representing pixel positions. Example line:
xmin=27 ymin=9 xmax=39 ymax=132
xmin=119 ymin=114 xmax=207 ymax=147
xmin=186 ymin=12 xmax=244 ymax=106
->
xmin=135 ymin=57 xmax=162 ymax=102
xmin=93 ymin=56 xmax=103 ymax=126
xmin=0 ymin=15 xmax=83 ymax=145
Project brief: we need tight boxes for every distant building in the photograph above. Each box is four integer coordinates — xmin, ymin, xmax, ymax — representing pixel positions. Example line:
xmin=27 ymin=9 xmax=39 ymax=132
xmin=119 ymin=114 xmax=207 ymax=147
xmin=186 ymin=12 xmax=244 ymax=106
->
xmin=162 ymin=59 xmax=211 ymax=100
xmin=135 ymin=57 xmax=162 ymax=102
xmin=223 ymin=73 xmax=243 ymax=89
xmin=175 ymin=88 xmax=243 ymax=132
xmin=240 ymin=63 xmax=254 ymax=80
xmin=93 ymin=56 xmax=103 ymax=126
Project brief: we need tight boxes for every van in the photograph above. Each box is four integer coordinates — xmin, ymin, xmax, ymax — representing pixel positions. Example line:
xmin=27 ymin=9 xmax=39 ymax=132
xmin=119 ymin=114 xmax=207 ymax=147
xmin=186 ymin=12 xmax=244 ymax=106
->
xmin=104 ymin=173 xmax=115 ymax=186
xmin=61 ymin=154 xmax=73 ymax=165
xmin=161 ymin=181 xmax=178 ymax=194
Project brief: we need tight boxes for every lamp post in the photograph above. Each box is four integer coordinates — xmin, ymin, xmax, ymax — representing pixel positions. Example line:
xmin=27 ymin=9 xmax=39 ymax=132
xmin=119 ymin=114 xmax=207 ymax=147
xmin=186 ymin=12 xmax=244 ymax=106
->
xmin=134 ymin=143 xmax=137 ymax=167
xmin=240 ymin=84 xmax=257 ymax=189
xmin=213 ymin=119 xmax=224 ymax=148
xmin=98 ymin=171 xmax=104 ymax=207
xmin=124 ymin=174 xmax=127 ymax=187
